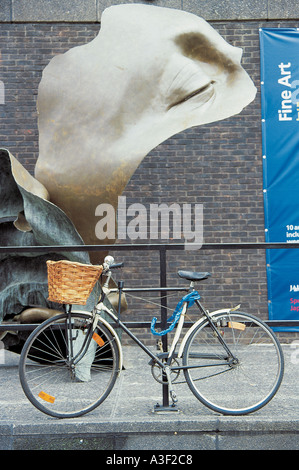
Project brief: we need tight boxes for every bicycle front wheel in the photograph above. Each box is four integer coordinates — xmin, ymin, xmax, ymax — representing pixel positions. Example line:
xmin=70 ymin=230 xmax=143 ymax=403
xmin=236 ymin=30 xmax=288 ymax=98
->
xmin=183 ymin=311 xmax=284 ymax=415
xmin=19 ymin=312 xmax=120 ymax=418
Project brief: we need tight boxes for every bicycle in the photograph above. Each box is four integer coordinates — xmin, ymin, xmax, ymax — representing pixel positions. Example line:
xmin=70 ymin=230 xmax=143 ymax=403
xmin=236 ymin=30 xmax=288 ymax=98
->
xmin=19 ymin=256 xmax=284 ymax=418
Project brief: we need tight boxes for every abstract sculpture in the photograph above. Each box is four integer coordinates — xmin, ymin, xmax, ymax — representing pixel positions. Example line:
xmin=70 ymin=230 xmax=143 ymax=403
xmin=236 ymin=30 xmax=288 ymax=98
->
xmin=36 ymin=4 xmax=256 ymax=258
xmin=0 ymin=4 xmax=256 ymax=330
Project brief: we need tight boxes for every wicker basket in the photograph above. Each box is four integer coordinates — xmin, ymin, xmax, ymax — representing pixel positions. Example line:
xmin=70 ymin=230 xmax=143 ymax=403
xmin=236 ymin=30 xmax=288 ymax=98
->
xmin=47 ymin=260 xmax=103 ymax=305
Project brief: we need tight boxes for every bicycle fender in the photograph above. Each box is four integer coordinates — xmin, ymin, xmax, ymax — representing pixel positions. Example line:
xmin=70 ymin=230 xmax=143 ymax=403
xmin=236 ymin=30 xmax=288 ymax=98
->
xmin=177 ymin=308 xmax=232 ymax=359
xmin=72 ymin=310 xmax=123 ymax=375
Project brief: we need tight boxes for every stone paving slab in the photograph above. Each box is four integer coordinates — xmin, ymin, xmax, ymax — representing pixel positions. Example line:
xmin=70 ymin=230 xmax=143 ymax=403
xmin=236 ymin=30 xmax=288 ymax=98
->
xmin=0 ymin=343 xmax=299 ymax=450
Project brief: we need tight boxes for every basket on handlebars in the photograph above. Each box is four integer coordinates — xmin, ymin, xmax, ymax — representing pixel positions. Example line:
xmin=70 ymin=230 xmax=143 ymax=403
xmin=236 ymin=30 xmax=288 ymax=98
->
xmin=46 ymin=260 xmax=103 ymax=305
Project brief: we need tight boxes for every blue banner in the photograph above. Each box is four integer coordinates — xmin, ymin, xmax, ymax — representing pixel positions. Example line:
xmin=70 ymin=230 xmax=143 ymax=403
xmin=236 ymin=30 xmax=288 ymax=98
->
xmin=260 ymin=28 xmax=299 ymax=330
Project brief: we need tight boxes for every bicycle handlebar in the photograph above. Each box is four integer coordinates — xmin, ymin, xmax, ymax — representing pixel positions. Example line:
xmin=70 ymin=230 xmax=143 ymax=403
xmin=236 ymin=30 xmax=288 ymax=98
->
xmin=109 ymin=262 xmax=124 ymax=269
xmin=102 ymin=256 xmax=124 ymax=273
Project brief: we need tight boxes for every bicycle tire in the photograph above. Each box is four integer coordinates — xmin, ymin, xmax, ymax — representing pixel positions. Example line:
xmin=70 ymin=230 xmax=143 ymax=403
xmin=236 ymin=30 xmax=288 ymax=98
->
xmin=183 ymin=311 xmax=284 ymax=415
xmin=19 ymin=312 xmax=120 ymax=418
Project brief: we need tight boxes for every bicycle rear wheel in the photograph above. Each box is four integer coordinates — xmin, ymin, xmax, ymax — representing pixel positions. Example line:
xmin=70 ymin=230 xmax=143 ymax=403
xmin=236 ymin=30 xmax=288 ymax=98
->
xmin=183 ymin=311 xmax=284 ymax=415
xmin=19 ymin=312 xmax=120 ymax=418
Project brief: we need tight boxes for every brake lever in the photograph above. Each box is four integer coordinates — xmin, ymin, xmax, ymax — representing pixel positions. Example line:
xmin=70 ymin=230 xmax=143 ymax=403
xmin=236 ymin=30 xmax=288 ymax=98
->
xmin=101 ymin=259 xmax=124 ymax=289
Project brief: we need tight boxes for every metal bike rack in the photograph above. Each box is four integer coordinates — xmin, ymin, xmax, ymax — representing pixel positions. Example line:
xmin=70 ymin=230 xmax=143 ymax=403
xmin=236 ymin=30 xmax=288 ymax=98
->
xmin=1 ymin=241 xmax=299 ymax=411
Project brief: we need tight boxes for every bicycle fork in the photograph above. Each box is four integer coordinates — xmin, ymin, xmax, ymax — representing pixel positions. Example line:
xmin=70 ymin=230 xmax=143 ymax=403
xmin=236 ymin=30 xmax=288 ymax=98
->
xmin=65 ymin=305 xmax=100 ymax=371
xmin=195 ymin=300 xmax=239 ymax=364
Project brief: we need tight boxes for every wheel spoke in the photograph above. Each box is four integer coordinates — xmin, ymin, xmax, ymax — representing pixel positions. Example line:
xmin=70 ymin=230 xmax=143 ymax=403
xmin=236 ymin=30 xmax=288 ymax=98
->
xmin=19 ymin=313 xmax=120 ymax=418
xmin=183 ymin=312 xmax=284 ymax=415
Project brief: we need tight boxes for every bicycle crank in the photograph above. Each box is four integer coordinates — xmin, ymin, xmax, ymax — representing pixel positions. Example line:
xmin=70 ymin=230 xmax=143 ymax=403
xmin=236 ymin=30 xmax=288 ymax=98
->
xmin=164 ymin=365 xmax=178 ymax=404
xmin=150 ymin=357 xmax=180 ymax=384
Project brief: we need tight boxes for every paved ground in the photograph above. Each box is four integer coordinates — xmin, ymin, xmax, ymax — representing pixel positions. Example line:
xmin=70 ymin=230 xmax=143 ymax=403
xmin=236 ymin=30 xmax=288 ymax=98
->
xmin=1 ymin=342 xmax=299 ymax=450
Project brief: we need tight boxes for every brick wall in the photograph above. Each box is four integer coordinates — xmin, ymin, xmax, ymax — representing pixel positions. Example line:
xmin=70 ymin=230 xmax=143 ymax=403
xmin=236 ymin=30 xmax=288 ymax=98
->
xmin=0 ymin=23 xmax=99 ymax=173
xmin=1 ymin=17 xmax=298 ymax=343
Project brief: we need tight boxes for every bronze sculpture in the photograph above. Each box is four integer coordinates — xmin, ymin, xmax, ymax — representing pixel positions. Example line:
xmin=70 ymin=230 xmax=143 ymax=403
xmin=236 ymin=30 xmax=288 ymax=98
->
xmin=0 ymin=5 xmax=256 ymax=334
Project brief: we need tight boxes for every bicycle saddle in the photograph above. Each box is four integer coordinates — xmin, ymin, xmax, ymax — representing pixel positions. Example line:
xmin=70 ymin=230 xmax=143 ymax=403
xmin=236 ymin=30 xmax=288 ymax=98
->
xmin=178 ymin=270 xmax=211 ymax=282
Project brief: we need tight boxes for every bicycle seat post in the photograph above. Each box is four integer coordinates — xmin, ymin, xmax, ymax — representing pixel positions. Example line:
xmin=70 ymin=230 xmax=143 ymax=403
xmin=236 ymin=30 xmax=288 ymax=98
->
xmin=189 ymin=281 xmax=195 ymax=292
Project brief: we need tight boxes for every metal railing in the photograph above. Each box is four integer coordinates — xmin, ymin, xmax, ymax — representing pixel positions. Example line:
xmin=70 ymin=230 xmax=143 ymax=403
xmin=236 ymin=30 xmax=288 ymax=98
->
xmin=1 ymin=241 xmax=299 ymax=409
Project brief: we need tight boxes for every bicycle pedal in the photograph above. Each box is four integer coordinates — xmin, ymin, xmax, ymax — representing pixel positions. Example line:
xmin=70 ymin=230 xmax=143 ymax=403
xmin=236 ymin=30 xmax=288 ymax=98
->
xmin=170 ymin=391 xmax=178 ymax=404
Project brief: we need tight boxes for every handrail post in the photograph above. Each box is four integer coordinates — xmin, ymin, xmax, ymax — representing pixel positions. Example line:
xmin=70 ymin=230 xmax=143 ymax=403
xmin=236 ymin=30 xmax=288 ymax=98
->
xmin=159 ymin=245 xmax=169 ymax=408
xmin=154 ymin=245 xmax=178 ymax=412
